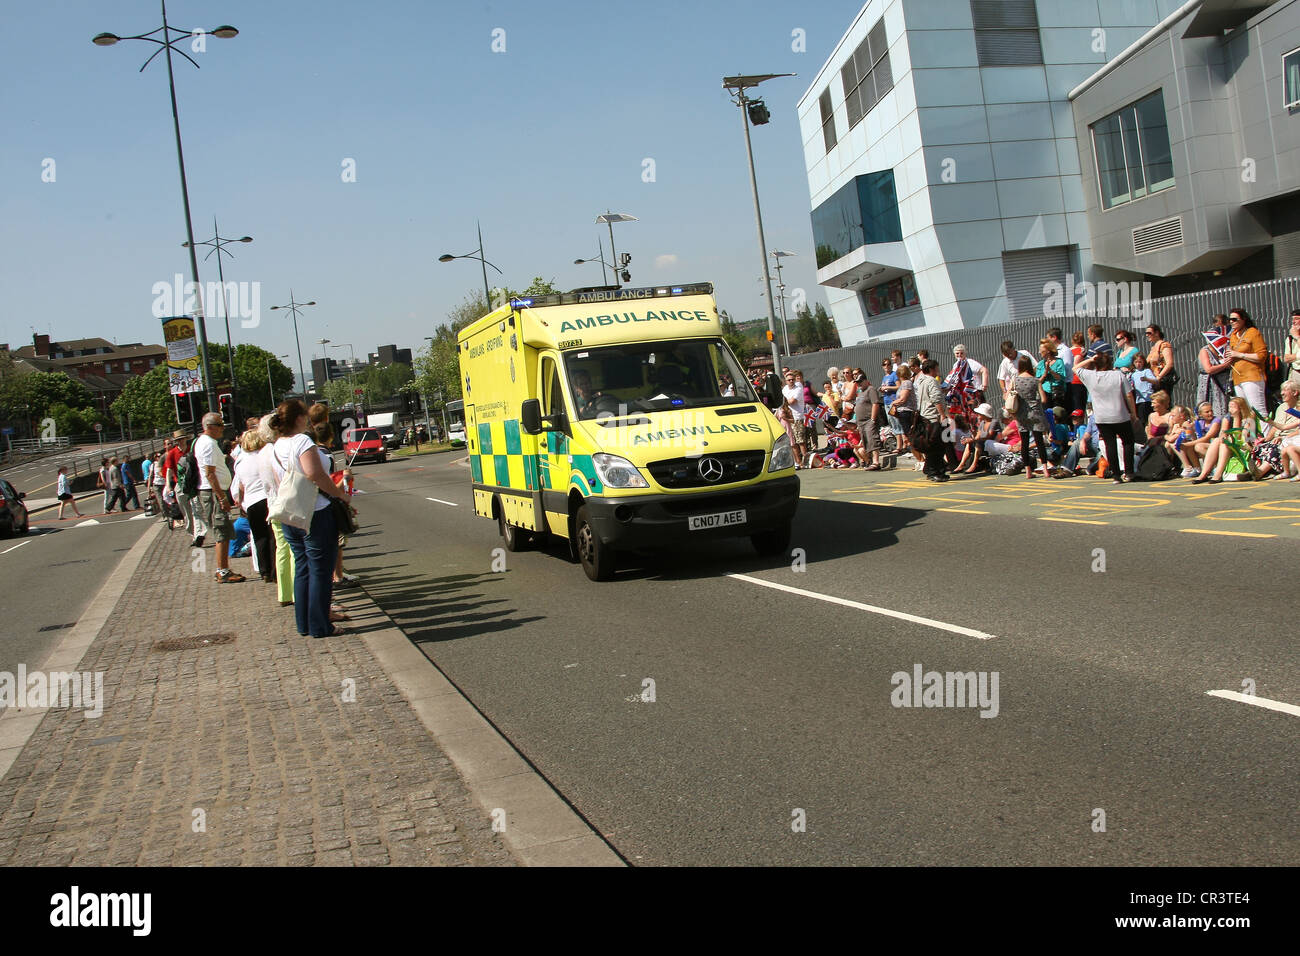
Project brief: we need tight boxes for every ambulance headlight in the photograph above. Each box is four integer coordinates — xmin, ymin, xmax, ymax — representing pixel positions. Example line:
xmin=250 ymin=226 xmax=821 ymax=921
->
xmin=592 ymin=453 xmax=649 ymax=489
xmin=769 ymin=434 xmax=795 ymax=471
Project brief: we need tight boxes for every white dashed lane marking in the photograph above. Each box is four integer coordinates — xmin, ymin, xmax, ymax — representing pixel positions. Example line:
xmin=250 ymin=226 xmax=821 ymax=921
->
xmin=1206 ymin=690 xmax=1300 ymax=718
xmin=727 ymin=573 xmax=996 ymax=641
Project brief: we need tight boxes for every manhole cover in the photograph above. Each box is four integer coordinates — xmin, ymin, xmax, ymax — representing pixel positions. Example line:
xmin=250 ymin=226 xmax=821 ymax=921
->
xmin=152 ymin=632 xmax=236 ymax=652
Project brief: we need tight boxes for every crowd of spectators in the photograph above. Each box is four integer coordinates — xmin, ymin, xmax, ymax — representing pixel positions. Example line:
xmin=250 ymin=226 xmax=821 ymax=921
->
xmin=755 ymin=306 xmax=1300 ymax=485
xmin=128 ymin=402 xmax=362 ymax=638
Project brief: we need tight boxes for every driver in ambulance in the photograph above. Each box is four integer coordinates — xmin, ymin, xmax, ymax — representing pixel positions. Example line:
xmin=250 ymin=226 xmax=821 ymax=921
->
xmin=571 ymin=368 xmax=605 ymax=418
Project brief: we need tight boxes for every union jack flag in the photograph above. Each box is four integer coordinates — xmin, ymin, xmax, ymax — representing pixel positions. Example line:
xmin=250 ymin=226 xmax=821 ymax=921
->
xmin=803 ymin=403 xmax=831 ymax=426
xmin=1202 ymin=330 xmax=1229 ymax=361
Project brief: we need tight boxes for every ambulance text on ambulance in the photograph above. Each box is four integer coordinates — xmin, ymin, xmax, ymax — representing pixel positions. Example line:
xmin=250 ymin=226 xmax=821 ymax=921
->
xmin=631 ymin=422 xmax=763 ymax=446
xmin=559 ymin=310 xmax=713 ymax=333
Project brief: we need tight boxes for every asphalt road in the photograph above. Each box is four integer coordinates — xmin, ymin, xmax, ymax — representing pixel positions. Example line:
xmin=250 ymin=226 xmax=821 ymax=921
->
xmin=344 ymin=452 xmax=1299 ymax=866
xmin=0 ymin=507 xmax=156 ymax=676
xmin=0 ymin=439 xmax=165 ymax=498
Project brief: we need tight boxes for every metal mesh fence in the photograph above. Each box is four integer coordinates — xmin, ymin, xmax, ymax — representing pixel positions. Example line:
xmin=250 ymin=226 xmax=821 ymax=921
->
xmin=785 ymin=276 xmax=1300 ymax=405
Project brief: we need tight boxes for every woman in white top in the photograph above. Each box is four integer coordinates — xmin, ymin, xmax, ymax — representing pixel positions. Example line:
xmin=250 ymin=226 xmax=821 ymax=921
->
xmin=55 ymin=466 xmax=83 ymax=520
xmin=231 ymin=427 xmax=274 ymax=582
xmin=270 ymin=399 xmax=352 ymax=638
xmin=1073 ymin=350 xmax=1140 ymax=484
xmin=255 ymin=415 xmax=295 ymax=606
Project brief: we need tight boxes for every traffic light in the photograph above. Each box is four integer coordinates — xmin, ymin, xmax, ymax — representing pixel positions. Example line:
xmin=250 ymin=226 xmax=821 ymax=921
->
xmin=765 ymin=330 xmax=775 ymax=342
xmin=218 ymin=393 xmax=234 ymax=425
xmin=174 ymin=392 xmax=194 ymax=425
xmin=747 ymin=99 xmax=771 ymax=126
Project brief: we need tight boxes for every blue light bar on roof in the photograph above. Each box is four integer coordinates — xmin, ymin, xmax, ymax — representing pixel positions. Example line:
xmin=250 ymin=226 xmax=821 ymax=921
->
xmin=507 ymin=282 xmax=714 ymax=310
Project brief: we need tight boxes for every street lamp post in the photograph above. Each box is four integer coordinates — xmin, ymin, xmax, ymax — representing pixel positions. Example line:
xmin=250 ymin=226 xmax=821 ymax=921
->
xmin=723 ymin=73 xmax=794 ymax=375
xmin=269 ymin=291 xmax=316 ymax=401
xmin=266 ymin=353 xmax=289 ymax=408
xmin=772 ymin=250 xmax=796 ymax=353
xmin=182 ymin=219 xmax=252 ymax=408
xmin=595 ymin=213 xmax=637 ymax=287
xmin=438 ymin=221 xmax=502 ymax=305
xmin=93 ymin=4 xmax=240 ymax=421
xmin=574 ymin=235 xmax=613 ymax=286
xmin=329 ymin=343 xmax=358 ymax=412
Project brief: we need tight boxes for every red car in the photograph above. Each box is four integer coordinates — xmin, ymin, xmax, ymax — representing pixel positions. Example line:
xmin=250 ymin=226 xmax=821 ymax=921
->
xmin=343 ymin=427 xmax=387 ymax=464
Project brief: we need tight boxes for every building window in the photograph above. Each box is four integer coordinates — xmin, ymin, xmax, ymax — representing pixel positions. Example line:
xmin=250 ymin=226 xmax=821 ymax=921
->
xmin=819 ymin=89 xmax=837 ymax=152
xmin=840 ymin=18 xmax=892 ymax=133
xmin=104 ymin=362 xmax=112 ymax=373
xmin=1091 ymin=89 xmax=1175 ymax=209
xmin=811 ymin=171 xmax=903 ymax=267
xmin=1285 ymin=47 xmax=1300 ymax=108
xmin=863 ymin=274 xmax=920 ymax=317
xmin=971 ymin=0 xmax=1043 ymax=67
xmin=149 ymin=358 xmax=156 ymax=367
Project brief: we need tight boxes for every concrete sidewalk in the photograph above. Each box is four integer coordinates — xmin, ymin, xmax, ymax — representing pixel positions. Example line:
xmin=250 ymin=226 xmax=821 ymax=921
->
xmin=0 ymin=522 xmax=519 ymax=867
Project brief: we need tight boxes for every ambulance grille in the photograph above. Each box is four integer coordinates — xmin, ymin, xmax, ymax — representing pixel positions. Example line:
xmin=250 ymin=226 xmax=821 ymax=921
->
xmin=647 ymin=450 xmax=767 ymax=489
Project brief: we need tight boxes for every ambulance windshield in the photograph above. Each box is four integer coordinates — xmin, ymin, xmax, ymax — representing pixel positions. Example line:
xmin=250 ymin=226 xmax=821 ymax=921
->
xmin=563 ymin=338 xmax=758 ymax=420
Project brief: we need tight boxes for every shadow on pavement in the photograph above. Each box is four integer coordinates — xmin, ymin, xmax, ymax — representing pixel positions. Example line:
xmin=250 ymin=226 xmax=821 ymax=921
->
xmin=523 ymin=497 xmax=930 ymax=582
xmin=349 ymin=566 xmax=545 ymax=645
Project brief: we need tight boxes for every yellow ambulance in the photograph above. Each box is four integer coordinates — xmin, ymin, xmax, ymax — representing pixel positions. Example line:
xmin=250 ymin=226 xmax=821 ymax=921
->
xmin=456 ymin=282 xmax=798 ymax=580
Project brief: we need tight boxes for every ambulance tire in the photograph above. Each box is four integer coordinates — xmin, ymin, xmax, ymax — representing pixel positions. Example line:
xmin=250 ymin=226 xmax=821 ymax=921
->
xmin=498 ymin=508 xmax=529 ymax=552
xmin=574 ymin=504 xmax=615 ymax=582
xmin=751 ymin=522 xmax=792 ymax=557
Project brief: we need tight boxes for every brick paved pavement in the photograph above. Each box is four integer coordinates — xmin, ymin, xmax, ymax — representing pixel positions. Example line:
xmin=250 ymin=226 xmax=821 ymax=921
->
xmin=0 ymin=527 xmax=515 ymax=866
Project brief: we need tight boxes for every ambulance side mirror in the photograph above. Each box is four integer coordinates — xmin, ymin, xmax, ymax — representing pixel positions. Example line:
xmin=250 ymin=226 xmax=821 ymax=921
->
xmin=521 ymin=399 xmax=543 ymax=435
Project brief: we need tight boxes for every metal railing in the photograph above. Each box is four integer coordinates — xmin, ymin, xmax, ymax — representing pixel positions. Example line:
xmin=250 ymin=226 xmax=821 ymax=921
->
xmin=787 ymin=275 xmax=1300 ymax=406
xmin=61 ymin=437 xmax=172 ymax=478
xmin=0 ymin=436 xmax=72 ymax=466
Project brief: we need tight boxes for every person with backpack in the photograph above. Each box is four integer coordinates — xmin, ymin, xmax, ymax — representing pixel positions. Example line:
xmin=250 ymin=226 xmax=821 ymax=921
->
xmin=166 ymin=434 xmax=203 ymax=543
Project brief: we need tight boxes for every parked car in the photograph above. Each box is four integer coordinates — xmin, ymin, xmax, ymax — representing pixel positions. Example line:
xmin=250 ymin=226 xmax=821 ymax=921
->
xmin=0 ymin=478 xmax=29 ymax=536
xmin=342 ymin=427 xmax=388 ymax=464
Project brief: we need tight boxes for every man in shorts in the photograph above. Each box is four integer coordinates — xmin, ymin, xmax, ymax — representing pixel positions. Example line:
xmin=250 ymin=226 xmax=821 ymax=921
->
xmin=852 ymin=370 xmax=883 ymax=470
xmin=781 ymin=370 xmax=807 ymax=468
xmin=194 ymin=412 xmax=244 ymax=583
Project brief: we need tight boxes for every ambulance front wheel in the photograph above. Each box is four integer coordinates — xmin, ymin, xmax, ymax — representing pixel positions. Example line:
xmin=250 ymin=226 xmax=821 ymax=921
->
xmin=574 ymin=504 xmax=615 ymax=582
xmin=498 ymin=508 xmax=530 ymax=552
xmin=751 ymin=522 xmax=792 ymax=557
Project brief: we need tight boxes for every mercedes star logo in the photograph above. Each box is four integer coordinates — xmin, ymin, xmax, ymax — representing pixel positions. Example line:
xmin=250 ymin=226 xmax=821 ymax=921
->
xmin=698 ymin=457 xmax=724 ymax=482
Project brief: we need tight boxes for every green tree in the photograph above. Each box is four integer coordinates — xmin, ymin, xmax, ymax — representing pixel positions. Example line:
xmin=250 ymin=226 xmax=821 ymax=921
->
xmin=110 ymin=365 xmax=175 ymax=434
xmin=813 ymin=303 xmax=839 ymax=348
xmin=719 ymin=309 xmax=751 ymax=365
xmin=229 ymin=344 xmax=294 ymax=414
xmin=794 ymin=305 xmax=817 ymax=351
xmin=363 ymin=362 xmax=413 ymax=403
xmin=47 ymin=402 xmax=107 ymax=437
xmin=4 ymin=370 xmax=93 ymax=419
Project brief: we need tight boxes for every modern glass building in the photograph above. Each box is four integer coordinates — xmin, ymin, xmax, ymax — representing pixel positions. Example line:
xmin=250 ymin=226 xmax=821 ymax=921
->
xmin=797 ymin=0 xmax=1184 ymax=345
xmin=1070 ymin=0 xmax=1300 ymax=294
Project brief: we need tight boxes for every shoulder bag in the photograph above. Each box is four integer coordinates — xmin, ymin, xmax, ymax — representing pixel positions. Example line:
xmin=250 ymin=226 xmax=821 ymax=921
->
xmin=267 ymin=442 xmax=320 ymax=530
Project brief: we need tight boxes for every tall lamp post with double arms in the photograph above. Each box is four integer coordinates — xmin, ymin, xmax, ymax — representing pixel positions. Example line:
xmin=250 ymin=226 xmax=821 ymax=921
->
xmin=93 ymin=3 xmax=239 ymax=420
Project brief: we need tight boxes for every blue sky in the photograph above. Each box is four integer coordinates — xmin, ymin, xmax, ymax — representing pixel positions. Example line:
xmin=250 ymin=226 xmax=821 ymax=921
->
xmin=1 ymin=0 xmax=858 ymax=385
